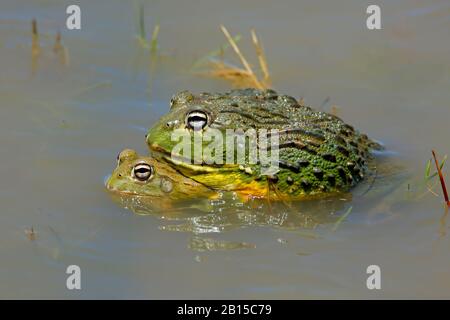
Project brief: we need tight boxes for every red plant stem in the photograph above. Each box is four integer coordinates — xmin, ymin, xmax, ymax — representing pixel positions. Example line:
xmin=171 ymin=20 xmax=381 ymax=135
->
xmin=432 ymin=150 xmax=450 ymax=207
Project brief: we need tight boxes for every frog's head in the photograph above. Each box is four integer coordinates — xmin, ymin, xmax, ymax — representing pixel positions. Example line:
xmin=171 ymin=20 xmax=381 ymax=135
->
xmin=145 ymin=89 xmax=292 ymax=157
xmin=145 ymin=90 xmax=215 ymax=156
xmin=106 ymin=149 xmax=214 ymax=199
xmin=106 ymin=149 xmax=169 ymax=196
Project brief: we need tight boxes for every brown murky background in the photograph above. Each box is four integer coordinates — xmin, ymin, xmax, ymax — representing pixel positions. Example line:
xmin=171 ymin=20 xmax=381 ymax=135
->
xmin=0 ymin=0 xmax=449 ymax=298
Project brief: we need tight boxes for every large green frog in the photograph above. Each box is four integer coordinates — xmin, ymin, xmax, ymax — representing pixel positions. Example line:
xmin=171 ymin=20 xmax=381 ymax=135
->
xmin=145 ymin=88 xmax=383 ymax=200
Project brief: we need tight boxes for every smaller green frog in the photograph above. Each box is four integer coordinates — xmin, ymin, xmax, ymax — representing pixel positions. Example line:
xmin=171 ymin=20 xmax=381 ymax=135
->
xmin=105 ymin=149 xmax=217 ymax=202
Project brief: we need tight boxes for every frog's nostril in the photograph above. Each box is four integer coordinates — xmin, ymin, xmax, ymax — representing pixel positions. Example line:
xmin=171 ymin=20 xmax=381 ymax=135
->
xmin=166 ymin=120 xmax=180 ymax=128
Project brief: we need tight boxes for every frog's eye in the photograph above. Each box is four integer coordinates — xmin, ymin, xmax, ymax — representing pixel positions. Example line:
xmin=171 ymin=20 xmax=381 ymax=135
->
xmin=132 ymin=163 xmax=154 ymax=182
xmin=186 ymin=110 xmax=208 ymax=130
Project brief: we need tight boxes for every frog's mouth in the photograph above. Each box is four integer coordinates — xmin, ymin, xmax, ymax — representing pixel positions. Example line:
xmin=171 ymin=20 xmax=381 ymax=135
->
xmin=149 ymin=142 xmax=195 ymax=169
xmin=149 ymin=142 xmax=172 ymax=157
xmin=150 ymin=142 xmax=238 ymax=174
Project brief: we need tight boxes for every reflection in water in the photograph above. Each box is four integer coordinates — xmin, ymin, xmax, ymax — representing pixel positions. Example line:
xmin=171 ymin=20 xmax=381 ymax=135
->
xmin=188 ymin=236 xmax=256 ymax=251
xmin=107 ymin=153 xmax=411 ymax=246
xmin=439 ymin=207 xmax=449 ymax=239
xmin=109 ymin=191 xmax=350 ymax=234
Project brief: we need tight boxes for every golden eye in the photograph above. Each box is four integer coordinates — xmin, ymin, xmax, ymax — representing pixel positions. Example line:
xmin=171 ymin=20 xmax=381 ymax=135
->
xmin=186 ymin=110 xmax=208 ymax=130
xmin=132 ymin=163 xmax=154 ymax=182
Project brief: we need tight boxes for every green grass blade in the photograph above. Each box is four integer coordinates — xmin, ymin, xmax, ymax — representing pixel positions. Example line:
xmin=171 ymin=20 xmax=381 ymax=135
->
xmin=139 ymin=3 xmax=146 ymax=40
xmin=425 ymin=155 xmax=447 ymax=182
xmin=440 ymin=155 xmax=447 ymax=170
xmin=150 ymin=24 xmax=160 ymax=55
xmin=332 ymin=206 xmax=353 ymax=232
xmin=425 ymin=159 xmax=431 ymax=180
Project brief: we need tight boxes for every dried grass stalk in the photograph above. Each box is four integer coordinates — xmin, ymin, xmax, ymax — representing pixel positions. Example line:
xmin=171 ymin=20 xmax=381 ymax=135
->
xmin=195 ymin=26 xmax=272 ymax=90
xmin=31 ymin=19 xmax=40 ymax=74
xmin=251 ymin=29 xmax=271 ymax=86
xmin=53 ymin=31 xmax=70 ymax=66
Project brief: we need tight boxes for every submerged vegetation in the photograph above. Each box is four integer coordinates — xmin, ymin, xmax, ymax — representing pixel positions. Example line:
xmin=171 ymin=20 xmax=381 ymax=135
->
xmin=31 ymin=19 xmax=40 ymax=74
xmin=133 ymin=4 xmax=162 ymax=101
xmin=53 ymin=31 xmax=69 ymax=66
xmin=331 ymin=206 xmax=353 ymax=232
xmin=25 ymin=226 xmax=36 ymax=241
xmin=30 ymin=19 xmax=69 ymax=75
xmin=135 ymin=3 xmax=160 ymax=56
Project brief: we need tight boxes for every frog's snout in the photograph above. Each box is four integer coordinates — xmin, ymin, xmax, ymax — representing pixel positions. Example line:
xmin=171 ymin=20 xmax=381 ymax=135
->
xmin=104 ymin=174 xmax=112 ymax=188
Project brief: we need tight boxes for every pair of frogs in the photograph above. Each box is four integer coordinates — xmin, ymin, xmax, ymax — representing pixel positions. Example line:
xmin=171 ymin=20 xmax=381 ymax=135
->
xmin=106 ymin=88 xmax=382 ymax=205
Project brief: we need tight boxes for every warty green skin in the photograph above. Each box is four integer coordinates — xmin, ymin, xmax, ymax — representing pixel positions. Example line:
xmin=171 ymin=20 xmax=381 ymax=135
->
xmin=146 ymin=88 xmax=382 ymax=198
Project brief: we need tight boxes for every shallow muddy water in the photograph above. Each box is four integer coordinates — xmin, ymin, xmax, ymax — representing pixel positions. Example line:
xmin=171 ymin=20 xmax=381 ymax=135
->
xmin=1 ymin=0 xmax=450 ymax=299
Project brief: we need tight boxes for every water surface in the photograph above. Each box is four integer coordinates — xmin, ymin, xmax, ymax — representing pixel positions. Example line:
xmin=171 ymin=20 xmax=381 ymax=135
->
xmin=1 ymin=0 xmax=450 ymax=298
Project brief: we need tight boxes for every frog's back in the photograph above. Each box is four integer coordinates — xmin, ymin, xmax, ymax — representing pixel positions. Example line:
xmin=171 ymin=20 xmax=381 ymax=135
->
xmin=202 ymin=89 xmax=382 ymax=195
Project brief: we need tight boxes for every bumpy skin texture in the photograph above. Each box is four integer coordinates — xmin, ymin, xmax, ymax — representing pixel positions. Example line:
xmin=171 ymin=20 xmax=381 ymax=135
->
xmin=106 ymin=149 xmax=215 ymax=200
xmin=146 ymin=89 xmax=382 ymax=199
